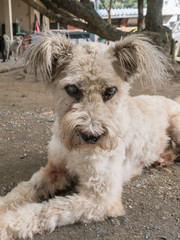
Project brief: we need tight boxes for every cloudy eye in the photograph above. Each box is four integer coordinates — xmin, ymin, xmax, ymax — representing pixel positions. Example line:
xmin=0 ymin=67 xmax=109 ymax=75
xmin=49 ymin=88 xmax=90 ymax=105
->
xmin=65 ymin=84 xmax=82 ymax=101
xmin=102 ymin=87 xmax=117 ymax=101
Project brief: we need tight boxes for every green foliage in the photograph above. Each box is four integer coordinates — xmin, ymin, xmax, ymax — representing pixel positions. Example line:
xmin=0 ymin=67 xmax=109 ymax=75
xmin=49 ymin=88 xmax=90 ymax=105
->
xmin=98 ymin=0 xmax=147 ymax=9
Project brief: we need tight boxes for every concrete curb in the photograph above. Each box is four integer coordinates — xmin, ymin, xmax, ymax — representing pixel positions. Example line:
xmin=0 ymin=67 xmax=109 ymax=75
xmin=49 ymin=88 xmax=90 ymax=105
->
xmin=0 ymin=66 xmax=24 ymax=73
xmin=0 ymin=60 xmax=24 ymax=73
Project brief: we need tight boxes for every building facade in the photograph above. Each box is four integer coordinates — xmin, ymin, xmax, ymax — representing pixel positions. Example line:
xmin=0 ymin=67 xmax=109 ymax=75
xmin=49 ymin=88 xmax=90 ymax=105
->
xmin=0 ymin=0 xmax=49 ymax=40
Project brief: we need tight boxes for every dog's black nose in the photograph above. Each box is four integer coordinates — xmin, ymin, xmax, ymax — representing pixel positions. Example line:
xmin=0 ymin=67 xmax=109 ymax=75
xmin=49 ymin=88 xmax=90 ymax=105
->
xmin=81 ymin=132 xmax=100 ymax=144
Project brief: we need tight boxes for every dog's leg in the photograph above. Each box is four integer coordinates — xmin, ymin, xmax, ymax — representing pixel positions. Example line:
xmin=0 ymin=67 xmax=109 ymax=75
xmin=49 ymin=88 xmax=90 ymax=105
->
xmin=0 ymin=50 xmax=5 ymax=62
xmin=169 ymin=114 xmax=180 ymax=145
xmin=155 ymin=114 xmax=180 ymax=166
xmin=0 ymin=188 xmax=125 ymax=239
xmin=2 ymin=51 xmax=5 ymax=62
xmin=0 ymin=134 xmax=73 ymax=212
xmin=0 ymin=160 xmax=73 ymax=213
xmin=6 ymin=46 xmax=9 ymax=61
xmin=14 ymin=48 xmax=18 ymax=61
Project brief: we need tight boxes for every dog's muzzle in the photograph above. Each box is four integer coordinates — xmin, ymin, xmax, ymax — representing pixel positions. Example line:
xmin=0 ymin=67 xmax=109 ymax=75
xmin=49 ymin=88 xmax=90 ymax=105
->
xmin=80 ymin=131 xmax=101 ymax=144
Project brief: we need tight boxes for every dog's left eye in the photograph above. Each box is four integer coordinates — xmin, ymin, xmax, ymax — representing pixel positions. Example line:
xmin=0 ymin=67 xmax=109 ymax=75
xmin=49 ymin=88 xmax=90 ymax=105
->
xmin=102 ymin=87 xmax=117 ymax=101
xmin=65 ymin=85 xmax=82 ymax=101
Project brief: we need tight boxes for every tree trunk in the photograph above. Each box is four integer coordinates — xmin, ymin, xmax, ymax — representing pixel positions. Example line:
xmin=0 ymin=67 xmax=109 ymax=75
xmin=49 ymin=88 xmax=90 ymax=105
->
xmin=145 ymin=0 xmax=172 ymax=56
xmin=138 ymin=0 xmax=144 ymax=31
xmin=145 ymin=0 xmax=163 ymax=32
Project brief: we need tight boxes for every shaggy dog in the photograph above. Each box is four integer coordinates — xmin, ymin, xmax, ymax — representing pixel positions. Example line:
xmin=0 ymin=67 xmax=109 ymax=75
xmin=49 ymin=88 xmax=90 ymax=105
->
xmin=3 ymin=34 xmax=22 ymax=61
xmin=0 ymin=33 xmax=179 ymax=239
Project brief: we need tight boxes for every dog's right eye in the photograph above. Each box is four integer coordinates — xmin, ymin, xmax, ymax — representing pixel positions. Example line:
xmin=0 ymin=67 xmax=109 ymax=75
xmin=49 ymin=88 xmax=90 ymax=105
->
xmin=65 ymin=85 xmax=82 ymax=101
xmin=102 ymin=87 xmax=117 ymax=102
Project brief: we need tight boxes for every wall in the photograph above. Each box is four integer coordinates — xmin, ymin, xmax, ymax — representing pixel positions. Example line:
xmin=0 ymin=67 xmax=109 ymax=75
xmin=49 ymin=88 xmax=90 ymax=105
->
xmin=0 ymin=0 xmax=49 ymax=36
xmin=33 ymin=0 xmax=49 ymax=32
xmin=0 ymin=0 xmax=5 ymax=35
xmin=11 ymin=0 xmax=30 ymax=34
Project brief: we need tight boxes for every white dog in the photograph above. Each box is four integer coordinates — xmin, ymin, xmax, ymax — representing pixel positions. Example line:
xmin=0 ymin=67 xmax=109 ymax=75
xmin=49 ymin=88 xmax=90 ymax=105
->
xmin=3 ymin=34 xmax=22 ymax=61
xmin=0 ymin=33 xmax=179 ymax=239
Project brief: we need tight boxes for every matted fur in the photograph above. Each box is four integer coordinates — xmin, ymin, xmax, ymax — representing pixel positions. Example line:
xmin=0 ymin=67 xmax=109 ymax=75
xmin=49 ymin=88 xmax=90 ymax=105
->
xmin=112 ymin=35 xmax=170 ymax=89
xmin=0 ymin=32 xmax=180 ymax=239
xmin=23 ymin=32 xmax=169 ymax=88
xmin=23 ymin=32 xmax=72 ymax=84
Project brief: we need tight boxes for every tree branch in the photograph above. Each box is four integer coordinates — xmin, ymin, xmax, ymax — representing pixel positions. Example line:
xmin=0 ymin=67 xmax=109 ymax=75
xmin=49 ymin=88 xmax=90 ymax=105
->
xmin=22 ymin=0 xmax=127 ymax=40
xmin=22 ymin=0 xmax=172 ymax=54
xmin=80 ymin=0 xmax=90 ymax=3
xmin=22 ymin=0 xmax=88 ymax=31
xmin=40 ymin=0 xmax=73 ymax=17
xmin=99 ymin=0 xmax=108 ymax=11
xmin=109 ymin=0 xmax=113 ymax=10
xmin=51 ymin=0 xmax=127 ymax=40
xmin=51 ymin=0 xmax=96 ymax=22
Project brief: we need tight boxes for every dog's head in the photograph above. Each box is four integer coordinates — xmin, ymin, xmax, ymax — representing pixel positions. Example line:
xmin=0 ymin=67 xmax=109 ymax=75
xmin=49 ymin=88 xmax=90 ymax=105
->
xmin=3 ymin=34 xmax=10 ymax=43
xmin=23 ymin=33 xmax=169 ymax=151
xmin=14 ymin=36 xmax=22 ymax=46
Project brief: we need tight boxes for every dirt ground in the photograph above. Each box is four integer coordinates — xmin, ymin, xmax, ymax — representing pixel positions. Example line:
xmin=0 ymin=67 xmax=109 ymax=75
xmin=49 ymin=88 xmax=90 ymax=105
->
xmin=0 ymin=64 xmax=180 ymax=240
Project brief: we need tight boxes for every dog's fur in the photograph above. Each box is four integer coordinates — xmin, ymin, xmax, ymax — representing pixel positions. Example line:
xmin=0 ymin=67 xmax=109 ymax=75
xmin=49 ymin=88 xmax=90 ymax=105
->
xmin=3 ymin=34 xmax=22 ymax=61
xmin=0 ymin=33 xmax=180 ymax=239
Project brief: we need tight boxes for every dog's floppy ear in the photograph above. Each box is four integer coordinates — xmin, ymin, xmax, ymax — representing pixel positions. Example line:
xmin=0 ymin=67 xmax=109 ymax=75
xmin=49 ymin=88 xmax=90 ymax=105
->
xmin=23 ymin=32 xmax=73 ymax=85
xmin=111 ymin=34 xmax=169 ymax=89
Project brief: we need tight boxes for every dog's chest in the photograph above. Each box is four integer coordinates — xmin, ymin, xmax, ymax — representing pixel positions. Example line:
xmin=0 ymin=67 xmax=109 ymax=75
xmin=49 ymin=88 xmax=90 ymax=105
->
xmin=66 ymin=149 xmax=124 ymax=182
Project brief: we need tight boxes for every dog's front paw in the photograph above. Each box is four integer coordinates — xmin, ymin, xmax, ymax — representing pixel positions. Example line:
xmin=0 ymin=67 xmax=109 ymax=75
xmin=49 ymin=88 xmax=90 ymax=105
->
xmin=0 ymin=211 xmax=33 ymax=240
xmin=107 ymin=200 xmax=126 ymax=217
xmin=0 ymin=220 xmax=14 ymax=240
xmin=0 ymin=203 xmax=45 ymax=240
xmin=0 ymin=212 xmax=19 ymax=240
